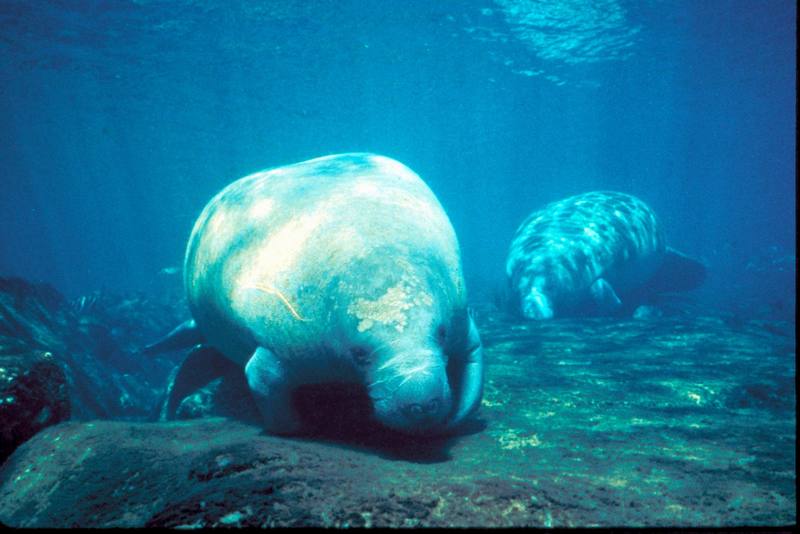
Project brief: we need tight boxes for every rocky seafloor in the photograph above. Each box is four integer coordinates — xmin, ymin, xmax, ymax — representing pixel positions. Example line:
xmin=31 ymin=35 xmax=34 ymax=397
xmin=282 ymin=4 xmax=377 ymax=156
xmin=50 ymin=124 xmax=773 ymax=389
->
xmin=0 ymin=278 xmax=795 ymax=527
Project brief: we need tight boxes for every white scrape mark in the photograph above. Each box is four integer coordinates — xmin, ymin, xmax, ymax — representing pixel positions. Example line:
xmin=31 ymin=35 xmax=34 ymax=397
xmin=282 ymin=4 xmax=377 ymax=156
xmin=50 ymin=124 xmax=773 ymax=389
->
xmin=248 ymin=197 xmax=275 ymax=219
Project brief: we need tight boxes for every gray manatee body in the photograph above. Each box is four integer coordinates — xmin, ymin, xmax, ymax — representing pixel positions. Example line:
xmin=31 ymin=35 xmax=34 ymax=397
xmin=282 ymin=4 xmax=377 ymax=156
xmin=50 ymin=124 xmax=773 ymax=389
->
xmin=506 ymin=191 xmax=706 ymax=320
xmin=151 ymin=153 xmax=484 ymax=435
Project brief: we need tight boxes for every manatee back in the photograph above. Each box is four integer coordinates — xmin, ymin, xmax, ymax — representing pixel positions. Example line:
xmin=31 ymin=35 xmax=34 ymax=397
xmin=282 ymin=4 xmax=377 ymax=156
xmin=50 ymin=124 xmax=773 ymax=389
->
xmin=183 ymin=153 xmax=465 ymax=363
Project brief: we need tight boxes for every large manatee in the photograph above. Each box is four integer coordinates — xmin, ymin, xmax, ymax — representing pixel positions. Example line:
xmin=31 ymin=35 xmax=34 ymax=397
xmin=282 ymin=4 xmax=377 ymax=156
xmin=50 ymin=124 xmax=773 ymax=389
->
xmin=148 ymin=153 xmax=484 ymax=435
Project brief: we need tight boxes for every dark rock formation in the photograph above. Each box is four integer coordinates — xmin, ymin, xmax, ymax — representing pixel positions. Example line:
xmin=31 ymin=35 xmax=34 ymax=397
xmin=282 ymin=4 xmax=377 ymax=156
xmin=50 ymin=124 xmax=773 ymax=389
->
xmin=0 ymin=277 xmax=186 ymax=459
xmin=0 ymin=351 xmax=69 ymax=462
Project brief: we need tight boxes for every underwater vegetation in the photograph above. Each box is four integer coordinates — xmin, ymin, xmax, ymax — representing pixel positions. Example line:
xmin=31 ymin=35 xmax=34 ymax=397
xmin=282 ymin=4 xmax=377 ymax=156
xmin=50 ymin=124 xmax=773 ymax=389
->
xmin=0 ymin=279 xmax=794 ymax=527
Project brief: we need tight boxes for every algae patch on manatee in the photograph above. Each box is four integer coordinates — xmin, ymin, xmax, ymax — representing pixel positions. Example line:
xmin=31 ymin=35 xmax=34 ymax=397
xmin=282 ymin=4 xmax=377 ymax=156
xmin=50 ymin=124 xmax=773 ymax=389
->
xmin=347 ymin=278 xmax=433 ymax=333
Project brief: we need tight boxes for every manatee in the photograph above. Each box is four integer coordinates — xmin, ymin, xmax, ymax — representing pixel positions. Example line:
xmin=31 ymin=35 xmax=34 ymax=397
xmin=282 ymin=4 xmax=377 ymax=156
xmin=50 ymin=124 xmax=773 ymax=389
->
xmin=505 ymin=191 xmax=706 ymax=319
xmin=147 ymin=153 xmax=484 ymax=435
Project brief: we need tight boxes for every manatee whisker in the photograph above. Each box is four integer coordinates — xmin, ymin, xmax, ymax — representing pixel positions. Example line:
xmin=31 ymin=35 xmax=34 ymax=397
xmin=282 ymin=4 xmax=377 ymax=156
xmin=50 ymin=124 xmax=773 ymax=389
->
xmin=376 ymin=352 xmax=408 ymax=371
xmin=369 ymin=362 xmax=445 ymax=391
xmin=367 ymin=377 xmax=395 ymax=389
xmin=395 ymin=364 xmax=445 ymax=387
xmin=367 ymin=340 xmax=397 ymax=362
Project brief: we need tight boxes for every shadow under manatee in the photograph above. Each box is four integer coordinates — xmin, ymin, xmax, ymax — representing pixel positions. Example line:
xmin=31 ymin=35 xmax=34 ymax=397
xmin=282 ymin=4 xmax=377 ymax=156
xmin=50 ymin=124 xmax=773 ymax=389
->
xmin=285 ymin=383 xmax=486 ymax=463
xmin=160 ymin=350 xmax=486 ymax=463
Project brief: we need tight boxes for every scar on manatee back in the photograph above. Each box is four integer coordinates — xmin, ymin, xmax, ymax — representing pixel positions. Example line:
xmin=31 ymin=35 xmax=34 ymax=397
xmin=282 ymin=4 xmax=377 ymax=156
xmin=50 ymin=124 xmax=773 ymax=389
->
xmin=246 ymin=283 xmax=310 ymax=322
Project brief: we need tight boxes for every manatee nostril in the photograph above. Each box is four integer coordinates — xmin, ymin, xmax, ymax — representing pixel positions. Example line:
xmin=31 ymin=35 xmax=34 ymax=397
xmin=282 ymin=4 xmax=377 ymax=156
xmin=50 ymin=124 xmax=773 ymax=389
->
xmin=402 ymin=399 xmax=441 ymax=419
xmin=403 ymin=403 xmax=424 ymax=417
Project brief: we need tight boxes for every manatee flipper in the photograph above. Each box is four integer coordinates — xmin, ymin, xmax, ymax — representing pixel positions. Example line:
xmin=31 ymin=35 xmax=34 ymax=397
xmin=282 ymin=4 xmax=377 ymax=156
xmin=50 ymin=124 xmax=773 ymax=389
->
xmin=589 ymin=278 xmax=622 ymax=313
xmin=143 ymin=319 xmax=205 ymax=355
xmin=160 ymin=345 xmax=238 ymax=420
xmin=245 ymin=346 xmax=302 ymax=435
xmin=446 ymin=315 xmax=484 ymax=430
xmin=522 ymin=286 xmax=554 ymax=320
xmin=646 ymin=247 xmax=707 ymax=293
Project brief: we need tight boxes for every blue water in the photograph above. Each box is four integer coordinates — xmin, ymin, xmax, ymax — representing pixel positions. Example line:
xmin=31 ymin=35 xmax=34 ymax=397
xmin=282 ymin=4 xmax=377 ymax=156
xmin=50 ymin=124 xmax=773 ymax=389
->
xmin=0 ymin=0 xmax=795 ymax=320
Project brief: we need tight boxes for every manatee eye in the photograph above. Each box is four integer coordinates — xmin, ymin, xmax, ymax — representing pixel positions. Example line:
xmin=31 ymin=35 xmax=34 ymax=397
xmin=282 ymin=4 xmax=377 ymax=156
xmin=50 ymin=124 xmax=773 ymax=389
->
xmin=436 ymin=325 xmax=447 ymax=346
xmin=350 ymin=346 xmax=370 ymax=366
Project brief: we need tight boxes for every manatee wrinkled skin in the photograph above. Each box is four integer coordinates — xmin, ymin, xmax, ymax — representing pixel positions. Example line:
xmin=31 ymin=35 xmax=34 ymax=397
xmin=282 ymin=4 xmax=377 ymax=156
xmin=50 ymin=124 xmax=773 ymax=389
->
xmin=506 ymin=191 xmax=706 ymax=320
xmin=153 ymin=153 xmax=484 ymax=436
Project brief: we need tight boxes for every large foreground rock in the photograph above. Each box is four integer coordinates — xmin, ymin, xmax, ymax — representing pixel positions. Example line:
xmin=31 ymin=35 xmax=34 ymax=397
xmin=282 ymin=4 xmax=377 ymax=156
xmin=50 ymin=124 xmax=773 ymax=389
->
xmin=0 ymin=419 xmax=481 ymax=528
xmin=0 ymin=309 xmax=794 ymax=527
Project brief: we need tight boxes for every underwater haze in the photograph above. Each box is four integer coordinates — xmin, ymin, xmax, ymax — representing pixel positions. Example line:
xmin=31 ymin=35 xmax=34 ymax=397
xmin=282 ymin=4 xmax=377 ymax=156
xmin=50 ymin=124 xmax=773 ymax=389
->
xmin=0 ymin=1 xmax=797 ymax=528
xmin=0 ymin=0 xmax=795 ymax=320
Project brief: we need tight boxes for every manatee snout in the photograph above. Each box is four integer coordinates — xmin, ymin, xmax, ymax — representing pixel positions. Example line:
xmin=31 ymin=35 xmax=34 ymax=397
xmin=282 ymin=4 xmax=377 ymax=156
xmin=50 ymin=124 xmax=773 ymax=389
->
xmin=369 ymin=350 xmax=453 ymax=434
xmin=522 ymin=287 xmax=554 ymax=320
xmin=394 ymin=375 xmax=453 ymax=430
xmin=402 ymin=397 xmax=444 ymax=419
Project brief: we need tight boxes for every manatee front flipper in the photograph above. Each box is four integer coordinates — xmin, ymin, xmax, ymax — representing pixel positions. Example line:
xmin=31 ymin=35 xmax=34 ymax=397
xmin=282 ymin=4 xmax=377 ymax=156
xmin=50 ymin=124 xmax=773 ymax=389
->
xmin=143 ymin=319 xmax=205 ymax=355
xmin=646 ymin=247 xmax=707 ymax=293
xmin=589 ymin=278 xmax=622 ymax=313
xmin=160 ymin=345 xmax=239 ymax=420
xmin=446 ymin=315 xmax=484 ymax=430
xmin=245 ymin=346 xmax=302 ymax=435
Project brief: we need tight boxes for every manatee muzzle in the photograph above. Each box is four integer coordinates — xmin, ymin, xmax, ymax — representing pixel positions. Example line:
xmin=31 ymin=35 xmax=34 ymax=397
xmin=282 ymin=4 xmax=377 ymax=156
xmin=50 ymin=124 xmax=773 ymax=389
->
xmin=368 ymin=351 xmax=453 ymax=434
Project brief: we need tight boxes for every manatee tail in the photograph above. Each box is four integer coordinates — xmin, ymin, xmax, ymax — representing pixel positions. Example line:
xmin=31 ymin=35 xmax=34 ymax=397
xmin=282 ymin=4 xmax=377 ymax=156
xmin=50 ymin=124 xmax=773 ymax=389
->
xmin=647 ymin=247 xmax=708 ymax=293
xmin=142 ymin=319 xmax=204 ymax=355
xmin=159 ymin=345 xmax=239 ymax=420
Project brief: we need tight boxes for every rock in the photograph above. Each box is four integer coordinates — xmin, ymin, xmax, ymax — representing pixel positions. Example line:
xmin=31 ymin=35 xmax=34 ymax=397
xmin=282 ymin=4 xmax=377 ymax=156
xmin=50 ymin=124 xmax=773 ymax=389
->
xmin=0 ymin=419 xmax=481 ymax=528
xmin=0 ymin=276 xmax=186 ymax=459
xmin=0 ymin=351 xmax=69 ymax=462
